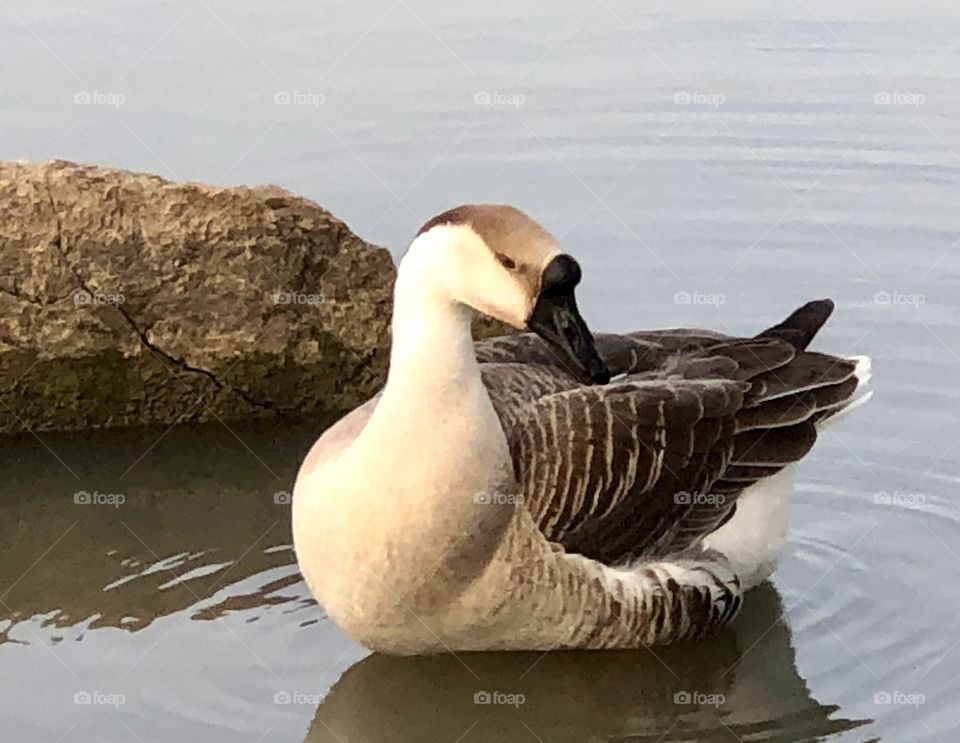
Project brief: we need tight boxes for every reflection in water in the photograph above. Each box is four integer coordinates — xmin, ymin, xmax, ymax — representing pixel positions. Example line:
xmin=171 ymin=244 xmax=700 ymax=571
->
xmin=306 ymin=585 xmax=869 ymax=743
xmin=0 ymin=419 xmax=324 ymax=644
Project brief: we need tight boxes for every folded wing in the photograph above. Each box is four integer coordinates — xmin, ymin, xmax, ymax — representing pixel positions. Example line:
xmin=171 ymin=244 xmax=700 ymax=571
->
xmin=476 ymin=300 xmax=861 ymax=566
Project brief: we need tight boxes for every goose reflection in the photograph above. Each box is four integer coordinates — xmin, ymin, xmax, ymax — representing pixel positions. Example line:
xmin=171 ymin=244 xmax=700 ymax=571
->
xmin=305 ymin=585 xmax=869 ymax=743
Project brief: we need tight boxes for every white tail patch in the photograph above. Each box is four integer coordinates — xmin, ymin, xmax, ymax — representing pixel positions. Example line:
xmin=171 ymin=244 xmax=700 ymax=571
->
xmin=851 ymin=354 xmax=872 ymax=385
xmin=702 ymin=356 xmax=871 ymax=589
xmin=702 ymin=465 xmax=796 ymax=590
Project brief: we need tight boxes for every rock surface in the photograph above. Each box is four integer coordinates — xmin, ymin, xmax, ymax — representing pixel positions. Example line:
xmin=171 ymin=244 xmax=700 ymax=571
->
xmin=0 ymin=160 xmax=509 ymax=434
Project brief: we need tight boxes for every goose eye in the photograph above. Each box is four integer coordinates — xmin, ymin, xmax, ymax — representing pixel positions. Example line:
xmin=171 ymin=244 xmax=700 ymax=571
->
xmin=495 ymin=253 xmax=516 ymax=270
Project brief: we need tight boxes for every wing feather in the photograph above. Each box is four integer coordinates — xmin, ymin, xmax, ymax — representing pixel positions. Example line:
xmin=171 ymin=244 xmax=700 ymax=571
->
xmin=503 ymin=379 xmax=745 ymax=564
xmin=479 ymin=300 xmax=862 ymax=566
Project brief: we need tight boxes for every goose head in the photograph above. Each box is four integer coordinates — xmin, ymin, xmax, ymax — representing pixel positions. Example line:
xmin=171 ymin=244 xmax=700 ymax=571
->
xmin=410 ymin=204 xmax=611 ymax=384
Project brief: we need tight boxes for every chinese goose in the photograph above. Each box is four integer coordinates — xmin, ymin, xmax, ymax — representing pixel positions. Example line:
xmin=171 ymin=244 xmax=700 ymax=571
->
xmin=292 ymin=204 xmax=871 ymax=654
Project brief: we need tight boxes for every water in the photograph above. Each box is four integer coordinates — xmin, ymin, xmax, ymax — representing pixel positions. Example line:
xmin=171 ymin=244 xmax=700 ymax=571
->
xmin=3 ymin=0 xmax=960 ymax=740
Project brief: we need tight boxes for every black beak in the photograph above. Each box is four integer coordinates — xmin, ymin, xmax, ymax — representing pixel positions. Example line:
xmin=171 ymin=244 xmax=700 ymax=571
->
xmin=527 ymin=256 xmax=611 ymax=385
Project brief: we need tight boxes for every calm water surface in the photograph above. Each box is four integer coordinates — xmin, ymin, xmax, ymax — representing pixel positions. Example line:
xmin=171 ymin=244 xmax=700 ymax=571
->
xmin=3 ymin=1 xmax=960 ymax=740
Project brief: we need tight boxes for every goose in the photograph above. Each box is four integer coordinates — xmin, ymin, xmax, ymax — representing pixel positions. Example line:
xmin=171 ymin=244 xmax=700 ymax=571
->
xmin=292 ymin=204 xmax=871 ymax=654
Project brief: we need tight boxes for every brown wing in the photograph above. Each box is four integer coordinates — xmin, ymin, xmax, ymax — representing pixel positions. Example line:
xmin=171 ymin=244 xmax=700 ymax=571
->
xmin=484 ymin=301 xmax=860 ymax=566
xmin=506 ymin=376 xmax=745 ymax=564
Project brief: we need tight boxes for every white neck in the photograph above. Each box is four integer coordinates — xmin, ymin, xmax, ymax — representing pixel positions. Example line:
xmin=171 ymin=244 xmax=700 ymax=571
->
xmin=381 ymin=234 xmax=482 ymax=402
xmin=353 ymin=232 xmax=512 ymax=523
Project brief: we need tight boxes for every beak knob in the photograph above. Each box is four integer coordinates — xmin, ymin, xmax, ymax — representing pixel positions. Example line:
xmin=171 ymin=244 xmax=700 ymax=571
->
xmin=528 ymin=256 xmax=610 ymax=385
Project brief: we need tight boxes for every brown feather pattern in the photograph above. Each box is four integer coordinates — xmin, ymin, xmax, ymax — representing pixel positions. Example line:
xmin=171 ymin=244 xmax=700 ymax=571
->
xmin=477 ymin=300 xmax=861 ymax=573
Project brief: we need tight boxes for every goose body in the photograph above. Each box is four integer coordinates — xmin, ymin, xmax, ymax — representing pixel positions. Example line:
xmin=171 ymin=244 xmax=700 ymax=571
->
xmin=292 ymin=205 xmax=871 ymax=654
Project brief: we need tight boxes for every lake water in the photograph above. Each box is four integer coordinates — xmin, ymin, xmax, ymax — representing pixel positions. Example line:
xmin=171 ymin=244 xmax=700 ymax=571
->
xmin=3 ymin=0 xmax=960 ymax=740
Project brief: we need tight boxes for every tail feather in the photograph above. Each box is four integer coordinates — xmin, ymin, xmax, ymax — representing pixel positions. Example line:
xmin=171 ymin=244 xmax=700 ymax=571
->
xmin=747 ymin=352 xmax=858 ymax=404
xmin=756 ymin=298 xmax=835 ymax=351
xmin=814 ymin=355 xmax=873 ymax=427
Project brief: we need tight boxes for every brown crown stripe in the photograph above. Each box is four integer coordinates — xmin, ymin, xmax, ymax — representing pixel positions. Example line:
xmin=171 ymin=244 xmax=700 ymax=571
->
xmin=414 ymin=204 xmax=559 ymax=290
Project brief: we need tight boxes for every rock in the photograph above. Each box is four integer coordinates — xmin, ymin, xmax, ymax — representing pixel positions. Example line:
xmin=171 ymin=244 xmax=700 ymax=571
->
xmin=0 ymin=160 xmax=508 ymax=435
